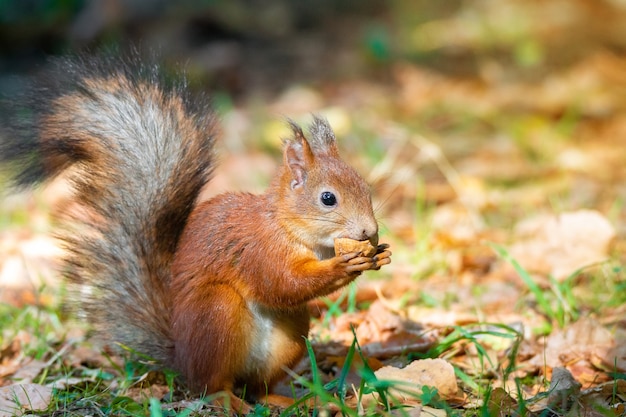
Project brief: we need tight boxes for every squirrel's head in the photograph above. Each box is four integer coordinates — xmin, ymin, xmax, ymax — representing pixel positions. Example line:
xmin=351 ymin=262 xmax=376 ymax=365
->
xmin=276 ymin=116 xmax=378 ymax=256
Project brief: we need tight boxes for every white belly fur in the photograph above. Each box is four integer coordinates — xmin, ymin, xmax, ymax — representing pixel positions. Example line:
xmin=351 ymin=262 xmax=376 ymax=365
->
xmin=244 ymin=301 xmax=294 ymax=377
xmin=245 ymin=301 xmax=273 ymax=371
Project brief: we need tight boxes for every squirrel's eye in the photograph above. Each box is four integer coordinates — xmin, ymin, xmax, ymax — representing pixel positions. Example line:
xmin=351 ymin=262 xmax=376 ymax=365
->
xmin=320 ymin=191 xmax=337 ymax=207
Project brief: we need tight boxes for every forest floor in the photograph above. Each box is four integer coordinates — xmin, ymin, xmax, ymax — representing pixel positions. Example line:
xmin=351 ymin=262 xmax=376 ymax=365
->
xmin=1 ymin=0 xmax=626 ymax=416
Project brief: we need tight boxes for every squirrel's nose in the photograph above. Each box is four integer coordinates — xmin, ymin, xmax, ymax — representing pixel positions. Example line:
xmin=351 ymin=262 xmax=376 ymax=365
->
xmin=361 ymin=222 xmax=379 ymax=246
xmin=344 ymin=218 xmax=378 ymax=244
xmin=367 ymin=232 xmax=379 ymax=247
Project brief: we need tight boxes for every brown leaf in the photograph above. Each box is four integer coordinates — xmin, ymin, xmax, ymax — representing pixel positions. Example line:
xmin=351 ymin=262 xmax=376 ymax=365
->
xmin=0 ymin=384 xmax=52 ymax=417
xmin=529 ymin=318 xmax=616 ymax=384
xmin=374 ymin=358 xmax=460 ymax=400
xmin=125 ymin=370 xmax=170 ymax=402
xmin=11 ymin=360 xmax=46 ymax=384
xmin=485 ymin=387 xmax=518 ymax=417
xmin=579 ymin=379 xmax=626 ymax=411
xmin=390 ymin=405 xmax=448 ymax=417
xmin=0 ymin=232 xmax=62 ymax=307
xmin=361 ymin=335 xmax=434 ymax=360
xmin=66 ymin=345 xmax=114 ymax=369
xmin=510 ymin=210 xmax=615 ymax=280
xmin=591 ymin=326 xmax=626 ymax=373
xmin=0 ymin=333 xmax=41 ymax=387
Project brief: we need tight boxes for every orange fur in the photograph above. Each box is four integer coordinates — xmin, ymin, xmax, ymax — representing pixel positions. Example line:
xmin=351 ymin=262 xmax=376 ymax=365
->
xmin=171 ymin=122 xmax=391 ymax=398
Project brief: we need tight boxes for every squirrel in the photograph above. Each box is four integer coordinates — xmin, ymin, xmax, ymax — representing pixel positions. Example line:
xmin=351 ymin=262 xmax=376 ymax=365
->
xmin=0 ymin=54 xmax=391 ymax=406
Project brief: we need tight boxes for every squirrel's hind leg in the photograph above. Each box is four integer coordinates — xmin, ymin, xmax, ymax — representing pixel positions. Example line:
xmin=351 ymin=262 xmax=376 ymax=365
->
xmin=172 ymin=284 xmax=253 ymax=396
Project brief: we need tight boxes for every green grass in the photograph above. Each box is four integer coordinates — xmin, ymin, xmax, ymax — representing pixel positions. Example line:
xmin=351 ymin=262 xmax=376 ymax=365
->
xmin=0 ymin=298 xmax=499 ymax=416
xmin=282 ymin=330 xmax=457 ymax=417
xmin=490 ymin=243 xmax=581 ymax=332
xmin=0 ymin=302 xmax=65 ymax=362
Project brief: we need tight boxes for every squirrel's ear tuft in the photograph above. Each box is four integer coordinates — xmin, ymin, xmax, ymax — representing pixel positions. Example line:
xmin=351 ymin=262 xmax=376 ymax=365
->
xmin=308 ymin=115 xmax=338 ymax=155
xmin=284 ymin=121 xmax=314 ymax=190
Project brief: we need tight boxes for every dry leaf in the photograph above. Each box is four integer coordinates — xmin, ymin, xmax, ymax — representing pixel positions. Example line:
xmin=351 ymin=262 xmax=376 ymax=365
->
xmin=510 ymin=210 xmax=615 ymax=280
xmin=485 ymin=387 xmax=517 ymax=417
xmin=48 ymin=376 xmax=95 ymax=390
xmin=11 ymin=360 xmax=46 ymax=384
xmin=431 ymin=203 xmax=482 ymax=247
xmin=0 ymin=384 xmax=52 ymax=417
xmin=374 ymin=358 xmax=460 ymax=400
xmin=529 ymin=318 xmax=616 ymax=385
xmin=390 ymin=405 xmax=447 ymax=417
xmin=0 ymin=233 xmax=62 ymax=307
xmin=578 ymin=379 xmax=626 ymax=413
xmin=66 ymin=345 xmax=111 ymax=369
xmin=126 ymin=370 xmax=170 ymax=402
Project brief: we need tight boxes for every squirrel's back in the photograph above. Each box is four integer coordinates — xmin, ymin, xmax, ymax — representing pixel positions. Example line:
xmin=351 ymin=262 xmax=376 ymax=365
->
xmin=1 ymin=55 xmax=218 ymax=361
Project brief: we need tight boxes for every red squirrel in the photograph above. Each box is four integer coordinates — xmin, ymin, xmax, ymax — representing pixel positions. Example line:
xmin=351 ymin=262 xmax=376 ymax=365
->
xmin=1 ymin=55 xmax=391 ymax=404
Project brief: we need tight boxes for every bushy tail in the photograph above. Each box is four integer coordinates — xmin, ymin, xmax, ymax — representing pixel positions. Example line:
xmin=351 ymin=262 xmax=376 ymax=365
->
xmin=0 ymin=55 xmax=217 ymax=362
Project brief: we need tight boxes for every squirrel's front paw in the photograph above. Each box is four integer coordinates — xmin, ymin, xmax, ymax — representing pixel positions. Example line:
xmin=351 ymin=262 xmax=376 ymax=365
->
xmin=331 ymin=243 xmax=392 ymax=279
xmin=334 ymin=252 xmax=376 ymax=274
xmin=329 ymin=252 xmax=366 ymax=275
xmin=370 ymin=244 xmax=392 ymax=271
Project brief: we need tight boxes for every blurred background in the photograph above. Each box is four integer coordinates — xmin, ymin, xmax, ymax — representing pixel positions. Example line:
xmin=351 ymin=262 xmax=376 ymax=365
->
xmin=1 ymin=0 xmax=626 ymax=293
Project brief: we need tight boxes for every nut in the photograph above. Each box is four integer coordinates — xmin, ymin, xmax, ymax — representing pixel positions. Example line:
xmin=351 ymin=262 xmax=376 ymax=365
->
xmin=334 ymin=238 xmax=377 ymax=257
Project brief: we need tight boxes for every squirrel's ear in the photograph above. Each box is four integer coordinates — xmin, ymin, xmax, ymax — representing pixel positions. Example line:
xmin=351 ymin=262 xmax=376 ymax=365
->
xmin=284 ymin=122 xmax=315 ymax=190
xmin=308 ymin=115 xmax=339 ymax=156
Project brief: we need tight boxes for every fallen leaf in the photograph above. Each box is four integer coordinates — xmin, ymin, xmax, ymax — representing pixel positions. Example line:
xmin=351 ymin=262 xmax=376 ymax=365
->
xmin=65 ymin=345 xmax=111 ymax=369
xmin=11 ymin=360 xmax=46 ymax=384
xmin=578 ymin=379 xmax=626 ymax=413
xmin=590 ymin=326 xmax=626 ymax=373
xmin=510 ymin=210 xmax=615 ymax=280
xmin=431 ymin=203 xmax=482 ymax=247
xmin=48 ymin=376 xmax=94 ymax=390
xmin=529 ymin=318 xmax=615 ymax=384
xmin=485 ymin=387 xmax=517 ymax=417
xmin=361 ymin=335 xmax=434 ymax=360
xmin=0 ymin=232 xmax=62 ymax=307
xmin=390 ymin=405 xmax=448 ymax=416
xmin=355 ymin=300 xmax=406 ymax=343
xmin=374 ymin=358 xmax=460 ymax=400
xmin=0 ymin=384 xmax=52 ymax=417
xmin=125 ymin=370 xmax=170 ymax=402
